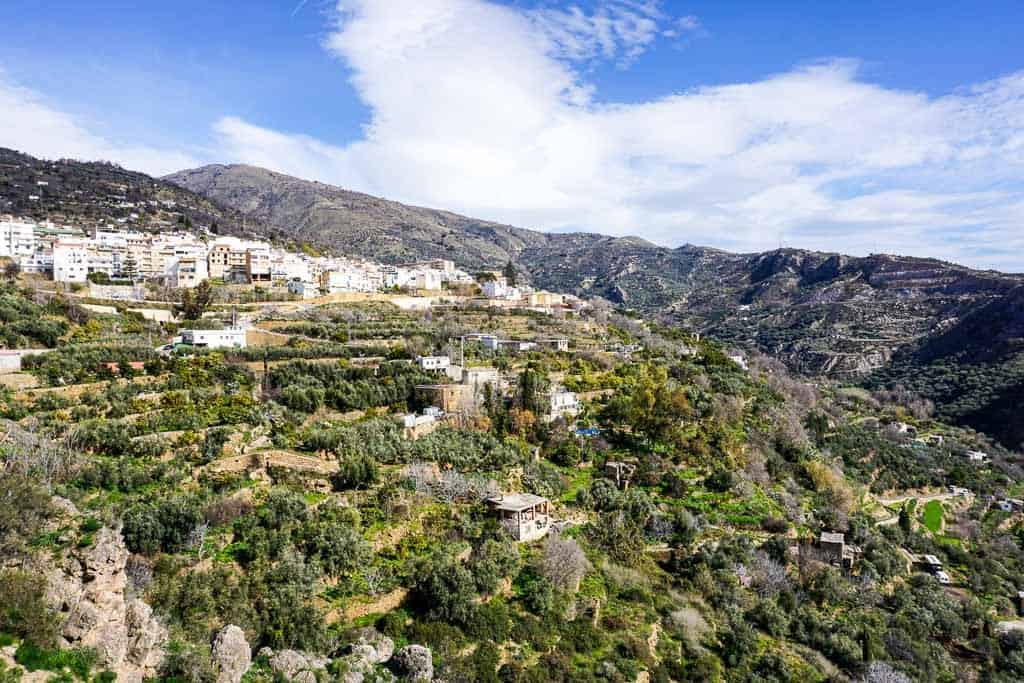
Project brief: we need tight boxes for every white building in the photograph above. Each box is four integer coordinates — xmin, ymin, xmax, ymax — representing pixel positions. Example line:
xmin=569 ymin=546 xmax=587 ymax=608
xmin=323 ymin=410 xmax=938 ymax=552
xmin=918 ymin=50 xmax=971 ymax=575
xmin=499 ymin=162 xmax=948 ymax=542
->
xmin=965 ymin=450 xmax=989 ymax=462
xmin=412 ymin=269 xmax=443 ymax=291
xmin=417 ymin=355 xmax=451 ymax=372
xmin=288 ymin=279 xmax=321 ymax=299
xmin=323 ymin=268 xmax=374 ymax=293
xmin=53 ymin=239 xmax=90 ymax=283
xmin=181 ymin=328 xmax=247 ymax=349
xmin=17 ymin=250 xmax=52 ymax=275
xmin=167 ymin=256 xmax=209 ymax=289
xmin=728 ymin=354 xmax=748 ymax=370
xmin=482 ymin=279 xmax=507 ymax=298
xmin=0 ymin=218 xmax=36 ymax=258
xmin=547 ymin=389 xmax=581 ymax=422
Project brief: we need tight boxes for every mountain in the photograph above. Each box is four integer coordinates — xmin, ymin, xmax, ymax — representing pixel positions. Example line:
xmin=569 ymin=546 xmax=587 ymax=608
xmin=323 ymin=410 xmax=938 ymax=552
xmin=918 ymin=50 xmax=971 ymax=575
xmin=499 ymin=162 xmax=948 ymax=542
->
xmin=166 ymin=163 xmax=553 ymax=267
xmin=168 ymin=162 xmax=1024 ymax=447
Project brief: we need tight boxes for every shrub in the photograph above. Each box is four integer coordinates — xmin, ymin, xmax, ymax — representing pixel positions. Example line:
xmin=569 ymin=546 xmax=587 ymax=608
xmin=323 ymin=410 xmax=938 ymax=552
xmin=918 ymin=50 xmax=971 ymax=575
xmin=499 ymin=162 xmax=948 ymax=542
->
xmin=0 ymin=570 xmax=60 ymax=647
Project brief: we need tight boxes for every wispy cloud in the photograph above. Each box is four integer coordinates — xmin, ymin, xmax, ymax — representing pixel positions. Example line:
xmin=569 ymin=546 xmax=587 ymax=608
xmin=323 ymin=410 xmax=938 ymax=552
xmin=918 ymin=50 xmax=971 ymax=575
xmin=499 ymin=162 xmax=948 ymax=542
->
xmin=528 ymin=0 xmax=695 ymax=66
xmin=0 ymin=71 xmax=201 ymax=176
xmin=212 ymin=0 xmax=1024 ymax=269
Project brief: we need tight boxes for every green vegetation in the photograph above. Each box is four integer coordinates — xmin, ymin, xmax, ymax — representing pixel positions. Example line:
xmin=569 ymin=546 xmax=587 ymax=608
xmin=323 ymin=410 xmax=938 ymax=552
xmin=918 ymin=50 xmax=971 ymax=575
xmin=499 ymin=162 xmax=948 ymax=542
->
xmin=921 ymin=500 xmax=944 ymax=533
xmin=2 ymin=293 xmax=1024 ymax=682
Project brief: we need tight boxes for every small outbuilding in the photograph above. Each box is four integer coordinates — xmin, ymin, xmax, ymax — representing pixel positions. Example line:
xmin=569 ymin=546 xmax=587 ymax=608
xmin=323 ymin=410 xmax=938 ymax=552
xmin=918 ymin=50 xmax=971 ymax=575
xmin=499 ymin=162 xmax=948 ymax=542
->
xmin=488 ymin=493 xmax=551 ymax=542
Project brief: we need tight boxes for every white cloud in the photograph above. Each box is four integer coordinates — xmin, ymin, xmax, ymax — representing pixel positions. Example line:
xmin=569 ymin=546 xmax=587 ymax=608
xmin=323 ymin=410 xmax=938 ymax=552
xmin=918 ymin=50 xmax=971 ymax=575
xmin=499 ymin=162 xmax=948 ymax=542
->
xmin=212 ymin=0 xmax=1024 ymax=269
xmin=0 ymin=72 xmax=200 ymax=176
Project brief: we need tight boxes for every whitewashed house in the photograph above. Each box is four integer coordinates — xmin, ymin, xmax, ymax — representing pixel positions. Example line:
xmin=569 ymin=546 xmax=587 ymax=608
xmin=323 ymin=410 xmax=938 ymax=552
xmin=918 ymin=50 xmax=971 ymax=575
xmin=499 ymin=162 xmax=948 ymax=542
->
xmin=53 ymin=239 xmax=90 ymax=283
xmin=417 ymin=355 xmax=451 ymax=372
xmin=181 ymin=328 xmax=247 ymax=349
xmin=547 ymin=388 xmax=581 ymax=422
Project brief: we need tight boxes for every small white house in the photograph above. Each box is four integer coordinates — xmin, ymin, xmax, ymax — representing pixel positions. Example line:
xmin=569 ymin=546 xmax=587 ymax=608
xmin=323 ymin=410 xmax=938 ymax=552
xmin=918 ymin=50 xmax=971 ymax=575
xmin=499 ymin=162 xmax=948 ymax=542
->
xmin=181 ymin=328 xmax=247 ymax=349
xmin=482 ymin=279 xmax=508 ymax=298
xmin=400 ymin=413 xmax=437 ymax=429
xmin=412 ymin=270 xmax=443 ymax=291
xmin=727 ymin=354 xmax=748 ymax=370
xmin=965 ymin=450 xmax=989 ymax=463
xmin=417 ymin=355 xmax=451 ymax=372
xmin=0 ymin=351 xmax=22 ymax=374
xmin=547 ymin=389 xmax=581 ymax=422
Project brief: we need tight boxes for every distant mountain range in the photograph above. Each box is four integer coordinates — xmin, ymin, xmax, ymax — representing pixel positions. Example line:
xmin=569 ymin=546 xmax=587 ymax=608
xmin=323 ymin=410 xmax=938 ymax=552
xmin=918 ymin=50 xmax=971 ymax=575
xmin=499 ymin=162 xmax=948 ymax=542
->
xmin=3 ymin=148 xmax=1022 ymax=447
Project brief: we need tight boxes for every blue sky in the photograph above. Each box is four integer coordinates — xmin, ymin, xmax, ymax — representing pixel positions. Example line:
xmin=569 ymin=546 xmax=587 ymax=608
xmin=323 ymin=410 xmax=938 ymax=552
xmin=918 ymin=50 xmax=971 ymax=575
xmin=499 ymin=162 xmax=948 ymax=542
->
xmin=0 ymin=0 xmax=1022 ymax=270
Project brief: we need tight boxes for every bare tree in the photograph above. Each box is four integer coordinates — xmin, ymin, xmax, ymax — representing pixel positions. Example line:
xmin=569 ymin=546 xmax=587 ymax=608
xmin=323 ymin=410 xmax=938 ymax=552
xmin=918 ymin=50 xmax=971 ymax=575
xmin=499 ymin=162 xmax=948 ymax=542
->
xmin=188 ymin=521 xmax=210 ymax=559
xmin=1 ymin=419 xmax=80 ymax=492
xmin=750 ymin=551 xmax=791 ymax=598
xmin=540 ymin=533 xmax=590 ymax=593
xmin=859 ymin=662 xmax=911 ymax=683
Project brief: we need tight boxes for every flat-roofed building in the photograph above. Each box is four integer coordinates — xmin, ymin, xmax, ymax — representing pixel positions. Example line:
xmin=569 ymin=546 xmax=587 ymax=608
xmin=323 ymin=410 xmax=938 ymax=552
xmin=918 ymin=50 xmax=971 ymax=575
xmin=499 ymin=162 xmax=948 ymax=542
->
xmin=488 ymin=493 xmax=551 ymax=542
xmin=53 ymin=239 xmax=90 ymax=283
xmin=181 ymin=328 xmax=247 ymax=349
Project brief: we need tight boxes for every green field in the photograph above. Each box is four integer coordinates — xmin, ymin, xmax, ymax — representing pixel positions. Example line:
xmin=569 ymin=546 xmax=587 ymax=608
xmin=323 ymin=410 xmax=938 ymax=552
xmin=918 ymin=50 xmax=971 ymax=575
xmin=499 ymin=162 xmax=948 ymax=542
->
xmin=921 ymin=500 xmax=944 ymax=533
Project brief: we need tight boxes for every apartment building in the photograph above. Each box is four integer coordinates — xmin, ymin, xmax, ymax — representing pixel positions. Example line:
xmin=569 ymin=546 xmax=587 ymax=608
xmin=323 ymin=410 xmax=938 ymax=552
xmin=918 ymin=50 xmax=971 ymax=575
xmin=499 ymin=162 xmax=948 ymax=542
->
xmin=0 ymin=217 xmax=36 ymax=258
xmin=53 ymin=239 xmax=90 ymax=283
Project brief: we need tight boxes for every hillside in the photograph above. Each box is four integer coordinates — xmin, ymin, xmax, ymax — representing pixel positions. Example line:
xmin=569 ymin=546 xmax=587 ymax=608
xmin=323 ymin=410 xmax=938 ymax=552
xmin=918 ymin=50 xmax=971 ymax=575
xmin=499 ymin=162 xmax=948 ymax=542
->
xmin=168 ymin=162 xmax=1024 ymax=447
xmin=3 ymin=283 xmax=1024 ymax=682
xmin=0 ymin=147 xmax=260 ymax=237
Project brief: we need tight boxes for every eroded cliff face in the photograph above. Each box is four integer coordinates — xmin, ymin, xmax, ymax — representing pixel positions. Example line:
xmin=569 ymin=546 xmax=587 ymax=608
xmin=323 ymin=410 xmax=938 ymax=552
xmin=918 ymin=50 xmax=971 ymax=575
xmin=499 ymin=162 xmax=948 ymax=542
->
xmin=43 ymin=518 xmax=167 ymax=682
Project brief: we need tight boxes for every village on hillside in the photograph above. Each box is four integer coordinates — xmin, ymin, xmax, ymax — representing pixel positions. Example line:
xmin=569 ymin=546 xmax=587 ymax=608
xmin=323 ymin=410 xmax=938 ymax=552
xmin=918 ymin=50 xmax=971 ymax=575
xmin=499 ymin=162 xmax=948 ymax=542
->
xmin=2 ymin=213 xmax=1024 ymax=683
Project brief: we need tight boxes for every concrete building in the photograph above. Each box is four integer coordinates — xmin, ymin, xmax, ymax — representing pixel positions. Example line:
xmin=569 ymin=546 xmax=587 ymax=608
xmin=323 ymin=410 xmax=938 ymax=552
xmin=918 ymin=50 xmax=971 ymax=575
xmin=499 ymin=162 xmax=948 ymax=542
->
xmin=537 ymin=337 xmax=570 ymax=352
xmin=53 ymin=239 xmax=90 ymax=283
xmin=246 ymin=245 xmax=272 ymax=283
xmin=0 ymin=218 xmax=36 ymax=258
xmin=180 ymin=328 xmax=247 ymax=349
xmin=0 ymin=351 xmax=22 ymax=374
xmin=417 ymin=355 xmax=451 ymax=372
xmin=819 ymin=531 xmax=861 ymax=568
xmin=412 ymin=269 xmax=443 ymax=291
xmin=462 ymin=366 xmax=500 ymax=390
xmin=488 ymin=493 xmax=551 ymax=542
xmin=416 ymin=383 xmax=475 ymax=413
xmin=288 ymin=280 xmax=321 ymax=299
xmin=482 ymin=279 xmax=508 ymax=298
xmin=528 ymin=291 xmax=565 ymax=307
xmin=168 ymin=256 xmax=208 ymax=289
xmin=547 ymin=388 xmax=581 ymax=422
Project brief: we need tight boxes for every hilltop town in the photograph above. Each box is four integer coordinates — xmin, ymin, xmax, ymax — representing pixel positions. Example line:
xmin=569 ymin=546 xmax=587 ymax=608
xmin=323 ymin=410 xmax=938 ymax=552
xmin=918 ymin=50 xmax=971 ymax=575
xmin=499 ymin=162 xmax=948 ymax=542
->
xmin=0 ymin=215 xmax=578 ymax=313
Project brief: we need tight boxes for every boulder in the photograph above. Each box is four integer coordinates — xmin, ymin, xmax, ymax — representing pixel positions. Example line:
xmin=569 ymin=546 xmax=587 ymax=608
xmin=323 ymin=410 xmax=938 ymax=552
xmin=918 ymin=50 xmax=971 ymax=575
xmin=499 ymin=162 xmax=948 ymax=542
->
xmin=268 ymin=649 xmax=328 ymax=683
xmin=354 ymin=627 xmax=394 ymax=664
xmin=212 ymin=625 xmax=251 ymax=683
xmin=392 ymin=645 xmax=433 ymax=682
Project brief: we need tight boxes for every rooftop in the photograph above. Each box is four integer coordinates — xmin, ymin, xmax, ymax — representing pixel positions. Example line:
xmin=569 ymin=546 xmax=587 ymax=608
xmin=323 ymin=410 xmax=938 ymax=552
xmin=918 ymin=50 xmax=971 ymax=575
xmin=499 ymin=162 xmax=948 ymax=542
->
xmin=488 ymin=493 xmax=548 ymax=512
xmin=820 ymin=531 xmax=845 ymax=545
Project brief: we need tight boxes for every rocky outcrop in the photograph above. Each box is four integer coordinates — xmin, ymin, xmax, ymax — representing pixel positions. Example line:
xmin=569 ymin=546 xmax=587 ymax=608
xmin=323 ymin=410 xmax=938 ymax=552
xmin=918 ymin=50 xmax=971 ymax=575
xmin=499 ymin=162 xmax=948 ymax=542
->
xmin=45 ymin=527 xmax=167 ymax=682
xmin=268 ymin=649 xmax=329 ymax=683
xmin=392 ymin=645 xmax=433 ymax=682
xmin=212 ymin=625 xmax=251 ymax=683
xmin=353 ymin=628 xmax=394 ymax=665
